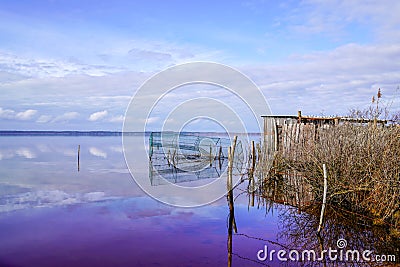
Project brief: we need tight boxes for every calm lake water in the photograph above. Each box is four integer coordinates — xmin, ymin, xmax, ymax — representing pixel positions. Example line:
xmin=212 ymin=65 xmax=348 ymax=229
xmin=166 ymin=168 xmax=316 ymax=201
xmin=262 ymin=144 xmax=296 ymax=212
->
xmin=0 ymin=135 xmax=398 ymax=267
xmin=0 ymin=135 xmax=281 ymax=267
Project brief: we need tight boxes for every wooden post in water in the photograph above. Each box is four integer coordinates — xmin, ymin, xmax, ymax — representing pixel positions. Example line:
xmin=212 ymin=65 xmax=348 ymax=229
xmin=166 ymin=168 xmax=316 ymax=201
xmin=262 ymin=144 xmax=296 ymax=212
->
xmin=228 ymin=136 xmax=238 ymax=188
xmin=218 ymin=145 xmax=223 ymax=170
xmin=251 ymin=140 xmax=256 ymax=173
xmin=77 ymin=145 xmax=80 ymax=172
xmin=250 ymin=177 xmax=255 ymax=207
xmin=227 ymin=136 xmax=238 ymax=267
xmin=149 ymin=132 xmax=153 ymax=160
xmin=227 ymin=177 xmax=233 ymax=267
xmin=209 ymin=145 xmax=212 ymax=166
xmin=249 ymin=140 xmax=256 ymax=207
xmin=317 ymin=164 xmax=328 ymax=235
xmin=172 ymin=150 xmax=176 ymax=167
xmin=228 ymin=146 xmax=232 ymax=190
xmin=227 ymin=136 xmax=238 ymax=233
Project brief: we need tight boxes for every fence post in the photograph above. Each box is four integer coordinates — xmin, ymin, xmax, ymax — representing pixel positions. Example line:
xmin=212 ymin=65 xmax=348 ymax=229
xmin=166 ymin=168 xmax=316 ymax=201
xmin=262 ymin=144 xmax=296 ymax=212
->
xmin=77 ymin=145 xmax=80 ymax=172
xmin=317 ymin=164 xmax=328 ymax=235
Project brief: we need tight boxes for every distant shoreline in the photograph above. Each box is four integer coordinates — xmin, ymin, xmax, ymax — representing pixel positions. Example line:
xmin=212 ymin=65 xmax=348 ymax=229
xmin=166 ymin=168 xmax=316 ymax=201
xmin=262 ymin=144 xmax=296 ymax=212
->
xmin=0 ymin=131 xmax=134 ymax=136
xmin=0 ymin=131 xmax=261 ymax=136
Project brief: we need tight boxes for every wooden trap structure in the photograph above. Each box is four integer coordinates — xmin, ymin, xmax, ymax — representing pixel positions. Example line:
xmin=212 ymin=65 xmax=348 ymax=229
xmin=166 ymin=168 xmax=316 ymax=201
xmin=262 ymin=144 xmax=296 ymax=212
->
xmin=149 ymin=132 xmax=243 ymax=186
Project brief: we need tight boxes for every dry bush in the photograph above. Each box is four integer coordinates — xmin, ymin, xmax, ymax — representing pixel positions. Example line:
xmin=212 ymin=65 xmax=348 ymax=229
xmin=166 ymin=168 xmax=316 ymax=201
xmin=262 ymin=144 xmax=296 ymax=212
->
xmin=276 ymin=124 xmax=400 ymax=230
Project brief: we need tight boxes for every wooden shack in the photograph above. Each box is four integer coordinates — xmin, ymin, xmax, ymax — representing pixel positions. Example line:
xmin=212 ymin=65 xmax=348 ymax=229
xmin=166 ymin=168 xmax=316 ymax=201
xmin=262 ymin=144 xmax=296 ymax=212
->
xmin=262 ymin=111 xmax=387 ymax=157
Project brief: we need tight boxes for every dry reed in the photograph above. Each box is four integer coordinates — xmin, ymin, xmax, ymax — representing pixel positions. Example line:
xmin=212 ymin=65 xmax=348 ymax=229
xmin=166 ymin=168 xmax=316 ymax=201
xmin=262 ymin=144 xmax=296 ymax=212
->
xmin=263 ymin=123 xmax=400 ymax=235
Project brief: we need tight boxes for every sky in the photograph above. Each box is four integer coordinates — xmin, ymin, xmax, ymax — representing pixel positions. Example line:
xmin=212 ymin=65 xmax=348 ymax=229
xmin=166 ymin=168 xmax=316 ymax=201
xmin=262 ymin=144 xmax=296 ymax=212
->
xmin=1 ymin=0 xmax=400 ymax=131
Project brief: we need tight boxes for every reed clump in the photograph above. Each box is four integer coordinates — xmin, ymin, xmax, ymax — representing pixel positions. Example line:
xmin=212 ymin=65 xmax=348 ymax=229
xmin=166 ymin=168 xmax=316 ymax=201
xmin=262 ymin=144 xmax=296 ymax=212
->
xmin=265 ymin=123 xmax=400 ymax=233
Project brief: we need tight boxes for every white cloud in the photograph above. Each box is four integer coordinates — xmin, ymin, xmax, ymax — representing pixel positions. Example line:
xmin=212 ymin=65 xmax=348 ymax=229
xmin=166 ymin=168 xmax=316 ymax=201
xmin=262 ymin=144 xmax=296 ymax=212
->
xmin=0 ymin=190 xmax=115 ymax=213
xmin=88 ymin=110 xmax=108 ymax=121
xmin=0 ymin=149 xmax=14 ymax=160
xmin=36 ymin=115 xmax=52 ymax=123
xmin=0 ymin=51 xmax=125 ymax=78
xmin=0 ymin=38 xmax=216 ymax=80
xmin=1 ymin=2 xmax=400 ymax=131
xmin=245 ymin=43 xmax=400 ymax=116
xmin=15 ymin=109 xmax=37 ymax=120
xmin=16 ymin=148 xmax=36 ymax=159
xmin=0 ymin=107 xmax=37 ymax=120
xmin=0 ymin=107 xmax=15 ymax=119
xmin=52 ymin=111 xmax=79 ymax=122
xmin=89 ymin=147 xmax=107 ymax=158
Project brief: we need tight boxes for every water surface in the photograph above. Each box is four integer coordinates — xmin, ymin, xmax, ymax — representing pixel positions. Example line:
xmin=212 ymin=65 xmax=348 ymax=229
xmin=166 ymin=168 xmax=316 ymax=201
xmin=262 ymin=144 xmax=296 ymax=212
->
xmin=0 ymin=135 xmax=283 ymax=267
xmin=1 ymin=135 xmax=397 ymax=267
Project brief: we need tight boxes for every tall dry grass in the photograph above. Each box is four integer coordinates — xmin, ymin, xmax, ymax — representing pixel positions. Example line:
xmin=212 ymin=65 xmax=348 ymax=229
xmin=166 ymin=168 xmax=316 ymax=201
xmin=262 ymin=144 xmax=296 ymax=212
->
xmin=264 ymin=123 xmax=400 ymax=233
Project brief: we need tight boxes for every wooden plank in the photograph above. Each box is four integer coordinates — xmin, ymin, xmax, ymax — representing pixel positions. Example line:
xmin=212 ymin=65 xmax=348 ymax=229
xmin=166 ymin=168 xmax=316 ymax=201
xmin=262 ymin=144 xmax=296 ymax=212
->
xmin=291 ymin=122 xmax=296 ymax=159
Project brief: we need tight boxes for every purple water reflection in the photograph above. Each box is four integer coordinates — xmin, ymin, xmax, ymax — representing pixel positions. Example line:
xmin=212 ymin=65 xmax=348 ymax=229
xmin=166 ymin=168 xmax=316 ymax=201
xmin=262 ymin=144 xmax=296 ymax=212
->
xmin=0 ymin=197 xmax=285 ymax=267
xmin=0 ymin=136 xmax=285 ymax=267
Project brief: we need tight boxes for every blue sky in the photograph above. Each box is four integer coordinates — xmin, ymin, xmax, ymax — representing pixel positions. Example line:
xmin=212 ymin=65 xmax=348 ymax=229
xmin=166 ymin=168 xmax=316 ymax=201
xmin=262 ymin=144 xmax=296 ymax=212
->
xmin=1 ymin=0 xmax=400 ymax=131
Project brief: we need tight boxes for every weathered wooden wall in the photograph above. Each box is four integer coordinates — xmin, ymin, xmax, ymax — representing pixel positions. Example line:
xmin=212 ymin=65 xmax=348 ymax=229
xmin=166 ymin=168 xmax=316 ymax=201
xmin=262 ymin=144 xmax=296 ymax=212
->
xmin=263 ymin=114 xmax=388 ymax=158
xmin=281 ymin=122 xmax=317 ymax=158
xmin=263 ymin=117 xmax=318 ymax=155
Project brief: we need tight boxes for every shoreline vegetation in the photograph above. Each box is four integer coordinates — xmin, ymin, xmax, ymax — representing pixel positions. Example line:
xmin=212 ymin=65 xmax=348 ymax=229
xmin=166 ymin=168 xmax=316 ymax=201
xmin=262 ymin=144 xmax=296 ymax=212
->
xmin=260 ymin=123 xmax=400 ymax=234
xmin=259 ymin=89 xmax=400 ymax=241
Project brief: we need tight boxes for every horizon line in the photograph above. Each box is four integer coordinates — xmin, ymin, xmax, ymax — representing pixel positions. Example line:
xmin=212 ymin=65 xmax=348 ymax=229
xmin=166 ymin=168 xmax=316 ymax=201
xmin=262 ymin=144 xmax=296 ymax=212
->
xmin=0 ymin=130 xmax=262 ymax=136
